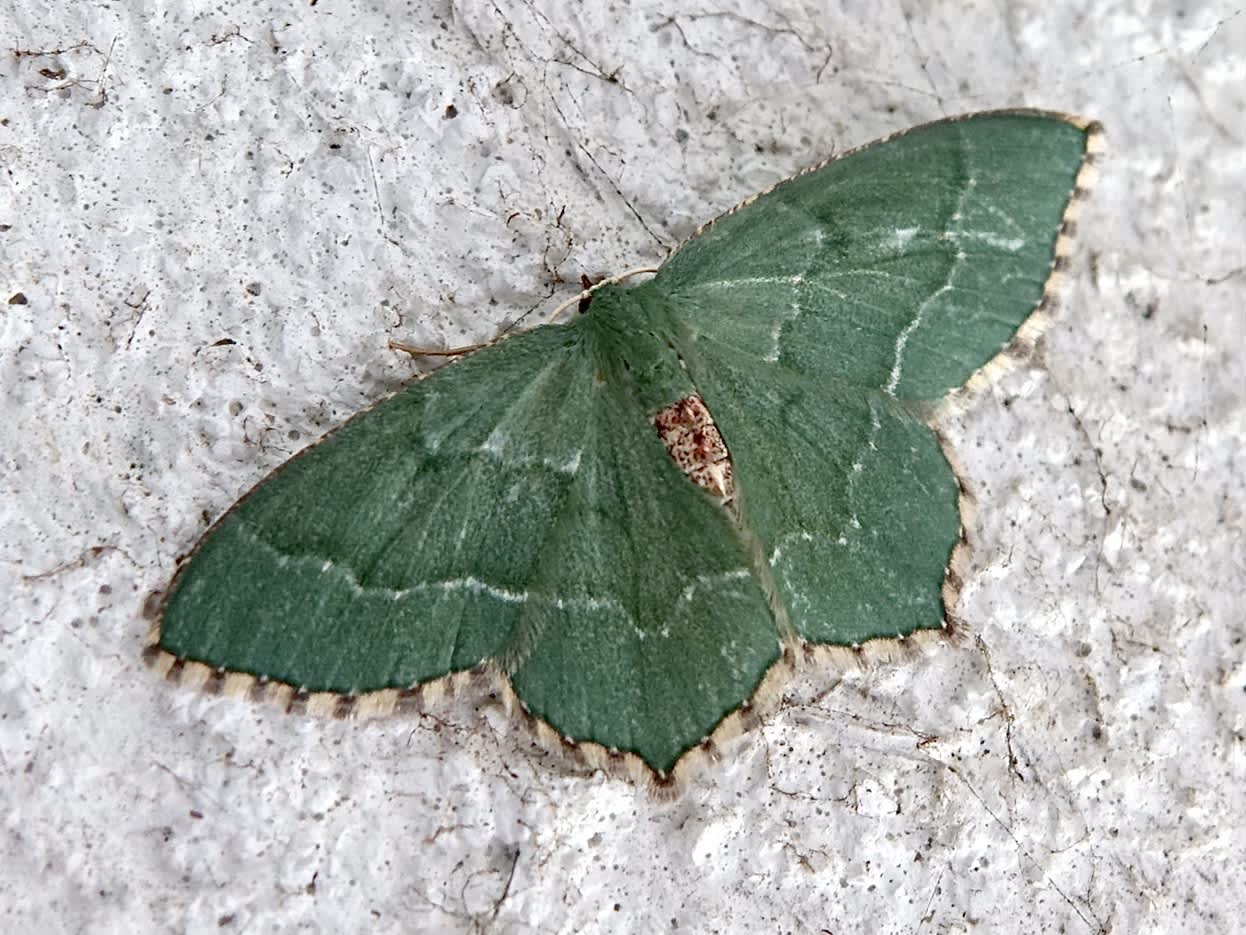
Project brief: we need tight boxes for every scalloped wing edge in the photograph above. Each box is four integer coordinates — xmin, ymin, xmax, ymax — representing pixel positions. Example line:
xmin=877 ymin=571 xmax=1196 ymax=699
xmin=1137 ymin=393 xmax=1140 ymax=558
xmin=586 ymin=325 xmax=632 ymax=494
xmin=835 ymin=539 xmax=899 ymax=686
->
xmin=141 ymin=606 xmax=968 ymax=800
xmin=935 ymin=114 xmax=1105 ymax=417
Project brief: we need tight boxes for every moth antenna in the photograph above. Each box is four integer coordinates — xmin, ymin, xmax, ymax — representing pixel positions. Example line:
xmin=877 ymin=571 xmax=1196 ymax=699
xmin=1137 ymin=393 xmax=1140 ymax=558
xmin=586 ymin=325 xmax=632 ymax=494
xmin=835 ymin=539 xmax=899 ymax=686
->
xmin=387 ymin=338 xmax=489 ymax=358
xmin=388 ymin=264 xmax=660 ymax=356
xmin=546 ymin=265 xmax=660 ymax=324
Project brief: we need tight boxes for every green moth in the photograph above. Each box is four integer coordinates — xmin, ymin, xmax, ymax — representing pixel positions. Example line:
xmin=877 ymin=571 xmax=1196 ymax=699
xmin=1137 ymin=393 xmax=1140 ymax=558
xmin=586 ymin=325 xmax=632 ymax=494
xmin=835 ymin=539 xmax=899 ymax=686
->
xmin=146 ymin=109 xmax=1103 ymax=791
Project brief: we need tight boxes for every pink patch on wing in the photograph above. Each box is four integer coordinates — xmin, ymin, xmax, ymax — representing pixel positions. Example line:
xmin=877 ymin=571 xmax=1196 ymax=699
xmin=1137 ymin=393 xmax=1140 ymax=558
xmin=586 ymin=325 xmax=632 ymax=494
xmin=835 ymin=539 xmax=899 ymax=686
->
xmin=652 ymin=394 xmax=735 ymax=502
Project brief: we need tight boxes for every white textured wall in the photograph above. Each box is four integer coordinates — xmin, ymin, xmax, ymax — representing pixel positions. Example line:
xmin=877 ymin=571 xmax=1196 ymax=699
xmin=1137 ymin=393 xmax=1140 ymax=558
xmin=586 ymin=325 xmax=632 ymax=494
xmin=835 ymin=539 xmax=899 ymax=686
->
xmin=2 ymin=2 xmax=1242 ymax=932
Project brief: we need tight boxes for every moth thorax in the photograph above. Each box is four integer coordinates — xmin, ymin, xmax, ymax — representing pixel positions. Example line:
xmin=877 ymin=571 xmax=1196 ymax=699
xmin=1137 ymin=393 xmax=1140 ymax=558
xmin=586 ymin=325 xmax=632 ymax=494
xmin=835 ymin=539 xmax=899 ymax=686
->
xmin=652 ymin=394 xmax=735 ymax=502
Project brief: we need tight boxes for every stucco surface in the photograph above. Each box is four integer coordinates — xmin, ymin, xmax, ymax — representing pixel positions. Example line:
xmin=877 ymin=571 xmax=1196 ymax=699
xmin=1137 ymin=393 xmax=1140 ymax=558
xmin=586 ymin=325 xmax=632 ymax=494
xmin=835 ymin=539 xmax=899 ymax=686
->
xmin=1 ymin=2 xmax=1242 ymax=932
